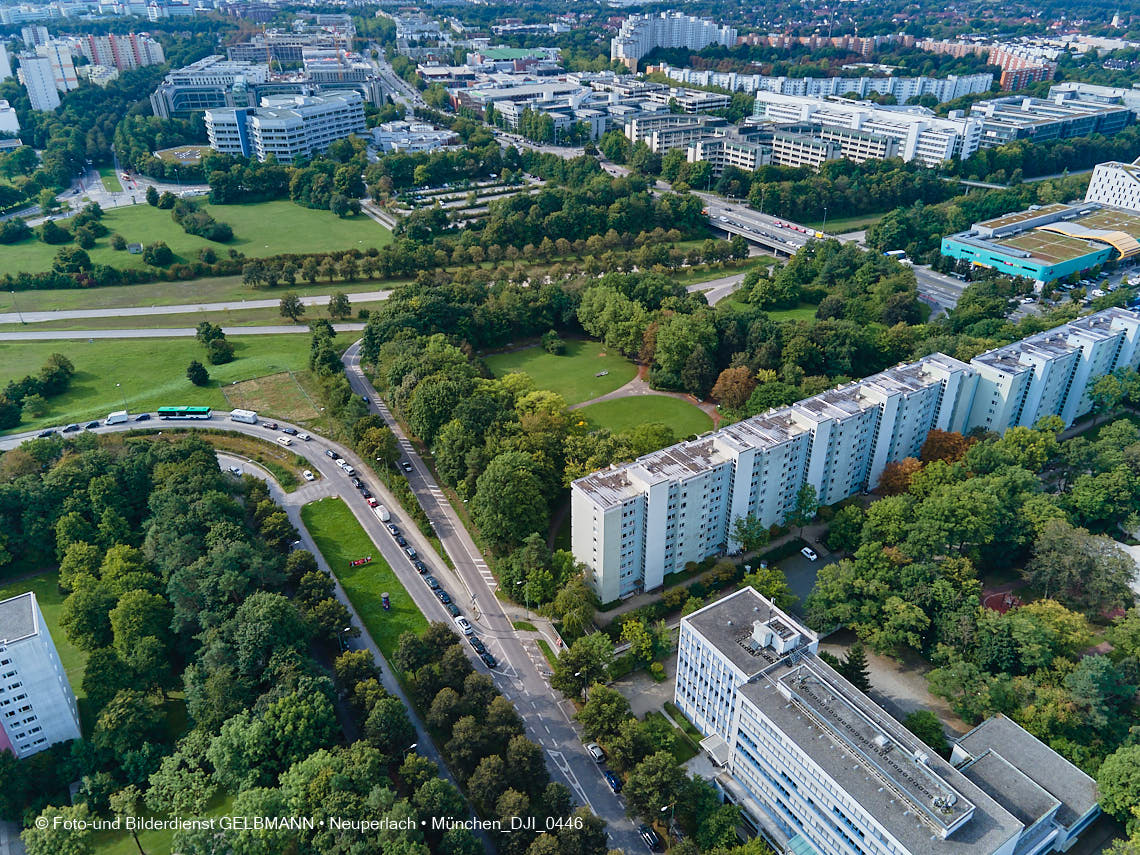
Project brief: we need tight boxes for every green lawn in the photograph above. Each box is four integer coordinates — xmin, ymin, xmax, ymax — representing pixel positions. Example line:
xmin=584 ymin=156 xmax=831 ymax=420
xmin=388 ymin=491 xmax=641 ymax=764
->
xmin=300 ymin=497 xmax=427 ymax=664
xmin=484 ymin=339 xmax=637 ymax=405
xmin=802 ymin=212 xmax=886 ymax=233
xmin=669 ymin=255 xmax=777 ymax=288
xmin=1 ymin=200 xmax=392 ymax=274
xmin=96 ymin=166 xmax=123 ymax=193
xmin=575 ymin=395 xmax=712 ymax=438
xmin=0 ymin=333 xmax=333 ymax=434
xmin=91 ymin=793 xmax=234 ymax=855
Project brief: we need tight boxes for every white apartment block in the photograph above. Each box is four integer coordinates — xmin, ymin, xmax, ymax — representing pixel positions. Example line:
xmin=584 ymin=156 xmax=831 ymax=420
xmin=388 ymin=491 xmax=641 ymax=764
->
xmin=78 ymin=33 xmax=165 ymax=70
xmin=0 ymin=592 xmax=82 ymax=758
xmin=675 ymin=588 xmax=1100 ymax=855
xmin=0 ymin=100 xmax=19 ymax=136
xmin=572 ymin=308 xmax=1140 ymax=600
xmin=36 ymin=40 xmax=77 ymax=91
xmin=18 ymin=54 xmax=61 ymax=111
xmin=752 ymin=91 xmax=984 ymax=165
xmin=1083 ymin=158 xmax=1140 ymax=213
xmin=610 ymin=12 xmax=737 ymax=70
xmin=21 ymin=25 xmax=49 ymax=48
xmin=205 ymin=90 xmax=366 ymax=162
xmin=0 ymin=44 xmax=13 ymax=81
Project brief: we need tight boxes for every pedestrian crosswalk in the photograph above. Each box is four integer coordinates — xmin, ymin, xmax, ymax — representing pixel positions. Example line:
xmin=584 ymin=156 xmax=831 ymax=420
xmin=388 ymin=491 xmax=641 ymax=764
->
xmin=474 ymin=556 xmax=496 ymax=589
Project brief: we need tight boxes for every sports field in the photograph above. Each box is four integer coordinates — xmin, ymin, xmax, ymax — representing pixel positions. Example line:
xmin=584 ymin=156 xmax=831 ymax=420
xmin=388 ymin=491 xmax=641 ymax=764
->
xmin=485 ymin=339 xmax=637 ymax=405
xmin=0 ymin=200 xmax=392 ymax=274
xmin=0 ymin=333 xmax=330 ymax=433
xmin=576 ymin=394 xmax=712 ymax=438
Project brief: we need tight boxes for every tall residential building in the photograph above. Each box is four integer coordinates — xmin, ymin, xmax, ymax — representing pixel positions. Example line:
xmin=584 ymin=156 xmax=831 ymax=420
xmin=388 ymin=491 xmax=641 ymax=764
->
xmin=752 ymin=91 xmax=984 ymax=165
xmin=205 ymin=90 xmax=365 ymax=162
xmin=20 ymin=25 xmax=49 ymax=48
xmin=1084 ymin=158 xmax=1140 ymax=213
xmin=17 ymin=54 xmax=61 ymax=111
xmin=675 ymin=587 xmax=1100 ymax=855
xmin=0 ymin=43 xmax=13 ymax=81
xmin=572 ymin=307 xmax=1140 ymax=600
xmin=36 ymin=40 xmax=77 ymax=92
xmin=610 ymin=12 xmax=736 ymax=70
xmin=0 ymin=99 xmax=20 ymax=136
xmin=78 ymin=33 xmax=165 ymax=70
xmin=0 ymin=592 xmax=82 ymax=758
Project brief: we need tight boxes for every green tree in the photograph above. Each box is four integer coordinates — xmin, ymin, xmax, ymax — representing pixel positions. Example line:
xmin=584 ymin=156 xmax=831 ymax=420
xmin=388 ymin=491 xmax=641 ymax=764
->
xmin=903 ymin=710 xmax=949 ymax=757
xmin=1024 ymin=519 xmax=1133 ymax=615
xmin=620 ymin=618 xmax=654 ymax=666
xmin=186 ymin=360 xmax=208 ymax=386
xmin=551 ymin=632 xmax=614 ymax=700
xmin=838 ymin=640 xmax=871 ymax=693
xmin=94 ymin=689 xmax=164 ymax=758
xmin=732 ymin=513 xmax=770 ymax=553
xmin=576 ymin=684 xmax=632 ymax=742
xmin=1099 ymin=744 xmax=1140 ymax=834
xmin=22 ymin=804 xmax=94 ymax=855
xmin=622 ymin=750 xmax=685 ymax=822
xmin=787 ymin=483 xmax=819 ymax=534
xmin=470 ymin=452 xmax=548 ymax=549
xmin=108 ymin=785 xmax=147 ymax=855
xmin=364 ymin=696 xmax=415 ymax=755
xmin=328 ymin=292 xmax=352 ymax=320
xmin=145 ymin=185 xmax=159 ymax=206
xmin=279 ymin=293 xmax=305 ymax=323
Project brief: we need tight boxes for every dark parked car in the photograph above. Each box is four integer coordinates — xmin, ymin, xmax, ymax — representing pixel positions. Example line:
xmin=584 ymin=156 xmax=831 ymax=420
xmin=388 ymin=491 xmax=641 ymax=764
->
xmin=263 ymin=421 xmax=279 ymax=430
xmin=638 ymin=826 xmax=662 ymax=852
xmin=361 ymin=490 xmax=372 ymax=499
xmin=468 ymin=636 xmax=486 ymax=655
xmin=436 ymin=590 xmax=451 ymax=605
xmin=396 ymin=536 xmax=407 ymax=547
xmin=424 ymin=576 xmax=439 ymax=590
xmin=37 ymin=429 xmax=57 ymax=438
xmin=350 ymin=477 xmax=363 ymax=488
xmin=134 ymin=413 xmax=151 ymax=422
xmin=444 ymin=602 xmax=460 ymax=617
xmin=325 ymin=449 xmax=337 ymax=458
xmin=412 ymin=559 xmax=427 ymax=573
xmin=62 ymin=424 xmax=80 ymax=433
xmin=604 ymin=771 xmax=622 ymax=794
xmin=404 ymin=547 xmax=417 ymax=559
xmin=480 ymin=652 xmax=497 ymax=669
xmin=85 ymin=421 xmax=100 ymax=429
xmin=387 ymin=524 xmax=400 ymax=536
xmin=281 ymin=427 xmax=298 ymax=435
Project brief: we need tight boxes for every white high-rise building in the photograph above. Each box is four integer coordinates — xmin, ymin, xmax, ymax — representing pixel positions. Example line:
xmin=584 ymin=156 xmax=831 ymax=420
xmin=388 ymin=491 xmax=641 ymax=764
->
xmin=0 ymin=43 xmax=13 ymax=81
xmin=572 ymin=307 xmax=1140 ymax=600
xmin=0 ymin=592 xmax=82 ymax=758
xmin=35 ymin=40 xmax=77 ymax=91
xmin=18 ymin=54 xmax=61 ymax=111
xmin=675 ymin=587 xmax=1101 ymax=855
xmin=1083 ymin=157 xmax=1140 ymax=213
xmin=610 ymin=12 xmax=736 ymax=70
xmin=20 ymin=25 xmax=49 ymax=48
xmin=0 ymin=100 xmax=20 ymax=136
xmin=205 ymin=90 xmax=366 ymax=162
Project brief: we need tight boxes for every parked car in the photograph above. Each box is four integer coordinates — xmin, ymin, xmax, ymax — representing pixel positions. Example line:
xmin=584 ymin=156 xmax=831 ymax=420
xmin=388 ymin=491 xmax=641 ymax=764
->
xmin=481 ymin=652 xmax=497 ymax=669
xmin=604 ymin=771 xmax=622 ymax=794
xmin=387 ymin=524 xmax=400 ymax=536
xmin=297 ymin=433 xmax=310 ymax=441
xmin=401 ymin=461 xmax=414 ymax=472
xmin=436 ymin=589 xmax=452 ymax=605
xmin=412 ymin=559 xmax=427 ymax=573
xmin=585 ymin=743 xmax=605 ymax=763
xmin=454 ymin=616 xmax=473 ymax=635
xmin=366 ymin=497 xmax=378 ymax=507
xmin=800 ymin=546 xmax=819 ymax=561
xmin=468 ymin=636 xmax=486 ymax=655
xmin=62 ymin=424 xmax=80 ymax=433
xmin=396 ymin=536 xmax=407 ymax=547
xmin=404 ymin=547 xmax=417 ymax=559
xmin=424 ymin=576 xmax=439 ymax=590
xmin=85 ymin=421 xmax=100 ymax=429
xmin=37 ymin=429 xmax=57 ymax=438
xmin=281 ymin=427 xmax=298 ymax=436
xmin=303 ymin=470 xmax=315 ymax=481
xmin=263 ymin=421 xmax=279 ymax=430
xmin=350 ymin=477 xmax=363 ymax=488
xmin=134 ymin=413 xmax=151 ymax=422
xmin=638 ymin=825 xmax=663 ymax=852
xmin=325 ymin=449 xmax=337 ymax=459
xmin=444 ymin=602 xmax=460 ymax=617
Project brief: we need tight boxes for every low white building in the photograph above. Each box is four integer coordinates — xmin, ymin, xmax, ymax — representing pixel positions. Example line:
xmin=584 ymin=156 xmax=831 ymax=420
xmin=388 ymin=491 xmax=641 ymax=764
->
xmin=371 ymin=120 xmax=457 ymax=153
xmin=205 ymin=90 xmax=366 ymax=162
xmin=0 ymin=99 xmax=19 ymax=136
xmin=0 ymin=592 xmax=82 ymax=758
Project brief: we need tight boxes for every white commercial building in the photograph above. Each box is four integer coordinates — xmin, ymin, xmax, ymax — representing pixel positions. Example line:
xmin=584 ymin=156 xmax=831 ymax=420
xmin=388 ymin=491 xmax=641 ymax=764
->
xmin=371 ymin=120 xmax=457 ymax=153
xmin=675 ymin=587 xmax=1100 ymax=855
xmin=36 ymin=40 xmax=77 ymax=91
xmin=205 ymin=90 xmax=366 ymax=162
xmin=1084 ymin=157 xmax=1140 ymax=213
xmin=610 ymin=12 xmax=736 ymax=70
xmin=0 ymin=592 xmax=82 ymax=758
xmin=752 ymin=91 xmax=983 ymax=165
xmin=17 ymin=54 xmax=61 ymax=111
xmin=572 ymin=307 xmax=1140 ymax=600
xmin=0 ymin=99 xmax=19 ymax=136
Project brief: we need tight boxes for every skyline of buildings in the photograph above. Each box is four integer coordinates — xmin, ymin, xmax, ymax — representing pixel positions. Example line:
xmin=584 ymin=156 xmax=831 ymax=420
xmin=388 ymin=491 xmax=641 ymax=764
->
xmin=675 ymin=587 xmax=1101 ymax=855
xmin=0 ymin=592 xmax=82 ymax=759
xmin=572 ymin=307 xmax=1140 ymax=601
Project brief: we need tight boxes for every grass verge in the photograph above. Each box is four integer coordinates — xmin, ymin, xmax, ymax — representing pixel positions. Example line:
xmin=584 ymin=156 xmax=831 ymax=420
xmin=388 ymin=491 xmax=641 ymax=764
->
xmin=646 ymin=710 xmax=699 ymax=764
xmin=484 ymin=338 xmax=636 ymax=406
xmin=513 ymin=620 xmax=537 ymax=632
xmin=537 ymin=639 xmax=557 ymax=667
xmin=96 ymin=166 xmax=123 ymax=193
xmin=301 ymin=497 xmax=427 ymax=662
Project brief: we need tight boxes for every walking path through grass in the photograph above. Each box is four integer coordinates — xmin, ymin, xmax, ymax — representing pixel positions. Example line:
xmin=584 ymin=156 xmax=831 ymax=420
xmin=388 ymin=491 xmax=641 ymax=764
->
xmin=484 ymin=338 xmax=637 ymax=405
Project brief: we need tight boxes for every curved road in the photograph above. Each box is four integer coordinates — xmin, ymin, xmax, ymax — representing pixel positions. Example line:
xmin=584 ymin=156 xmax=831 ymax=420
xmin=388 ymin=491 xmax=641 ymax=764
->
xmin=0 ymin=401 xmax=641 ymax=850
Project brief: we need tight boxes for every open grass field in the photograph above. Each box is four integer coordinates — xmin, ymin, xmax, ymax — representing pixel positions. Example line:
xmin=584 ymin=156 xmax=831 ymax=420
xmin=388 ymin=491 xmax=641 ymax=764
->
xmin=668 ymin=255 xmax=777 ymax=288
xmin=576 ymin=395 xmax=712 ymax=437
xmin=301 ymin=497 xmax=427 ymax=664
xmin=0 ymin=333 xmax=333 ymax=434
xmin=0 ymin=200 xmax=392 ymax=275
xmin=484 ymin=339 xmax=637 ymax=405
xmin=721 ymin=295 xmax=819 ymax=323
xmin=96 ymin=166 xmax=123 ymax=193
xmin=91 ymin=793 xmax=235 ymax=855
xmin=802 ymin=212 xmax=886 ymax=233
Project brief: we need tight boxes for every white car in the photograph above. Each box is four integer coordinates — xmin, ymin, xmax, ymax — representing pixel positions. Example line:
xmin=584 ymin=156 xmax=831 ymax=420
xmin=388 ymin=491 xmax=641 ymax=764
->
xmin=302 ymin=470 xmax=315 ymax=481
xmin=585 ymin=742 xmax=605 ymax=763
xmin=800 ymin=546 xmax=819 ymax=561
xmin=297 ymin=433 xmax=311 ymax=441
xmin=454 ymin=616 xmax=473 ymax=635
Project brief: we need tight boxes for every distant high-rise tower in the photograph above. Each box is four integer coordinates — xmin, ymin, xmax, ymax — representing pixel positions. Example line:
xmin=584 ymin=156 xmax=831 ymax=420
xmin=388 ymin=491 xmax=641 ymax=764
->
xmin=0 ymin=43 xmax=12 ymax=81
xmin=36 ymin=40 xmax=77 ymax=92
xmin=17 ymin=54 xmax=60 ymax=111
xmin=0 ymin=592 xmax=82 ymax=758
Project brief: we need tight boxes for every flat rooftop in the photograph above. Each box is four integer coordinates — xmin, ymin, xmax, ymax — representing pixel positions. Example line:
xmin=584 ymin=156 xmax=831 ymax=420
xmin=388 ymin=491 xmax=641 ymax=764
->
xmin=959 ymin=750 xmax=1059 ymax=828
xmin=955 ymin=203 xmax=1140 ymax=266
xmin=684 ymin=587 xmax=814 ymax=676
xmin=0 ymin=592 xmax=37 ymax=644
xmin=956 ymin=715 xmax=1098 ymax=828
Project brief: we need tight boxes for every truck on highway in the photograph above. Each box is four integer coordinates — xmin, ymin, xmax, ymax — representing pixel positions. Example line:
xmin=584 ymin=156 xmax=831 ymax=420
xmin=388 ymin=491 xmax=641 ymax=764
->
xmin=230 ymin=409 xmax=258 ymax=424
xmin=106 ymin=410 xmax=129 ymax=425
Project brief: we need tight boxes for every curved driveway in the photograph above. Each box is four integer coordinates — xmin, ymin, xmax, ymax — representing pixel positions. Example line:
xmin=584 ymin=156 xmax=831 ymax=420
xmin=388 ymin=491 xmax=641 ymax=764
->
xmin=0 ymin=399 xmax=640 ymax=850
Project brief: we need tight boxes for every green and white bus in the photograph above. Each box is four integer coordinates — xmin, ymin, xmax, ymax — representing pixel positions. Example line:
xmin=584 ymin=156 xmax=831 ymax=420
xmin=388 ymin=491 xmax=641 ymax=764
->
xmin=157 ymin=406 xmax=212 ymax=420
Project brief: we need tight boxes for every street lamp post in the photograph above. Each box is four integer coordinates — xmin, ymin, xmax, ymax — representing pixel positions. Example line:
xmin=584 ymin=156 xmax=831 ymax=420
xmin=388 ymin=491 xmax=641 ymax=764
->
xmin=821 ymin=206 xmax=829 ymax=234
xmin=660 ymin=802 xmax=676 ymax=836
xmin=115 ymin=382 xmax=126 ymax=411
xmin=515 ymin=578 xmax=530 ymax=620
xmin=11 ymin=291 xmax=23 ymax=324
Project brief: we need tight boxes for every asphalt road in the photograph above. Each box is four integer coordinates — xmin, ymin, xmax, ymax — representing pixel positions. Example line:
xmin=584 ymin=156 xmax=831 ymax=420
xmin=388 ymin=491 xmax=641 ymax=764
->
xmin=0 ymin=402 xmax=642 ymax=850
xmin=687 ymin=270 xmax=752 ymax=305
xmin=341 ymin=342 xmax=644 ymax=852
xmin=0 ymin=324 xmax=365 ymax=340
xmin=0 ymin=292 xmax=392 ymax=326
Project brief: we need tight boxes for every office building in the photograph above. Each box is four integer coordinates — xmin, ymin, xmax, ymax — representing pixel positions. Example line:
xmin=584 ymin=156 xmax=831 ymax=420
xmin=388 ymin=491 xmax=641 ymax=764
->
xmin=18 ymin=54 xmax=61 ymax=111
xmin=969 ymin=95 xmax=1132 ymax=149
xmin=1047 ymin=82 xmax=1140 ymax=117
xmin=226 ymin=28 xmax=354 ymax=63
xmin=689 ymin=136 xmax=771 ymax=176
xmin=752 ymin=92 xmax=983 ymax=165
xmin=0 ymin=44 xmax=12 ymax=81
xmin=572 ymin=308 xmax=1140 ymax=599
xmin=0 ymin=592 xmax=82 ymax=758
xmin=150 ymin=55 xmax=270 ymax=118
xmin=674 ymin=587 xmax=1100 ymax=855
xmin=1084 ymin=158 xmax=1140 ymax=213
xmin=941 ymin=202 xmax=1140 ymax=284
xmin=78 ymin=32 xmax=165 ymax=70
xmin=371 ymin=120 xmax=457 ymax=153
xmin=205 ymin=90 xmax=365 ymax=162
xmin=644 ymin=85 xmax=730 ymax=113
xmin=0 ymin=99 xmax=19 ymax=136
xmin=610 ymin=12 xmax=736 ymax=70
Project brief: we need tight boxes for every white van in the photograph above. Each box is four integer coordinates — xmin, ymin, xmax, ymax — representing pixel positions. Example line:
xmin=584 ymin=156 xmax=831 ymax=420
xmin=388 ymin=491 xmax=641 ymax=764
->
xmin=230 ymin=408 xmax=258 ymax=424
xmin=276 ymin=436 xmax=293 ymax=447
xmin=106 ymin=410 xmax=129 ymax=424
